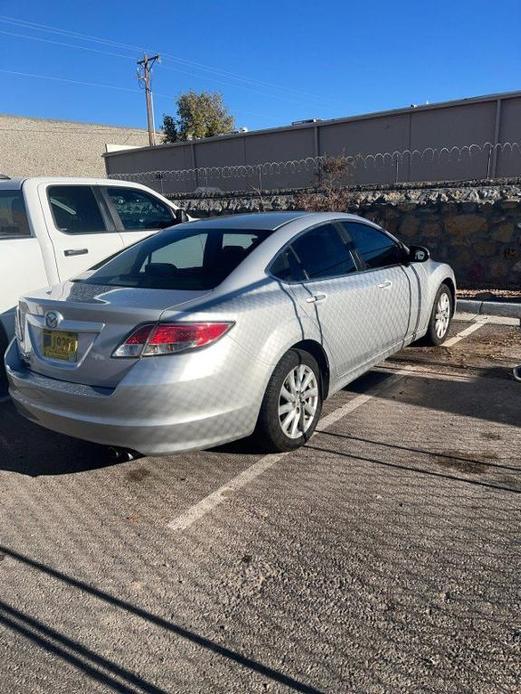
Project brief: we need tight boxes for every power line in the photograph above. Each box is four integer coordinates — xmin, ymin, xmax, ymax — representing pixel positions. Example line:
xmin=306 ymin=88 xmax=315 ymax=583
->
xmin=0 ymin=14 xmax=336 ymax=106
xmin=0 ymin=68 xmax=142 ymax=93
xmin=0 ymin=28 xmax=136 ymax=60
xmin=0 ymin=24 xmax=315 ymax=106
xmin=0 ymin=25 xmax=315 ymax=107
xmin=0 ymin=67 xmax=276 ymax=123
xmin=0 ymin=24 xmax=325 ymax=108
xmin=157 ymin=63 xmax=323 ymax=105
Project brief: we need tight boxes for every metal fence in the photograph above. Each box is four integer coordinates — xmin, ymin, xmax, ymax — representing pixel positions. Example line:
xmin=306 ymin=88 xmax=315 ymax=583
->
xmin=109 ymin=141 xmax=521 ymax=194
xmin=104 ymin=91 xmax=521 ymax=193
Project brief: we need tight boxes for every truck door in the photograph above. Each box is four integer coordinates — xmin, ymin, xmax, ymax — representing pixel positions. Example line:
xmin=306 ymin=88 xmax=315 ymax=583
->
xmin=102 ymin=185 xmax=178 ymax=247
xmin=39 ymin=183 xmax=124 ymax=280
xmin=0 ymin=188 xmax=48 ymax=338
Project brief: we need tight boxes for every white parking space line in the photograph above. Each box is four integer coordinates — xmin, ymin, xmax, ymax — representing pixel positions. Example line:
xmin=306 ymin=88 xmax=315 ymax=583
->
xmin=168 ymin=452 xmax=287 ymax=531
xmin=443 ymin=320 xmax=486 ymax=347
xmin=167 ymin=318 xmax=489 ymax=533
xmin=168 ymin=370 xmax=409 ymax=532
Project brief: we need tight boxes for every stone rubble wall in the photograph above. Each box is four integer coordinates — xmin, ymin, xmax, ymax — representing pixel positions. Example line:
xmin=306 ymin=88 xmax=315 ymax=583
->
xmin=169 ymin=179 xmax=521 ymax=289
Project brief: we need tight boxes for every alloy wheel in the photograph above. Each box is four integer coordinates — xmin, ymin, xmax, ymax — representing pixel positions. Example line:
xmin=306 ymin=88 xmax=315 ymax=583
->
xmin=278 ymin=364 xmax=319 ymax=439
xmin=435 ymin=292 xmax=451 ymax=339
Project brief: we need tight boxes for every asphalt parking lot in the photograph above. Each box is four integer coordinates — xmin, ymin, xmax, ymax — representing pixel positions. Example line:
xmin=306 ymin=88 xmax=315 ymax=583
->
xmin=0 ymin=317 xmax=520 ymax=693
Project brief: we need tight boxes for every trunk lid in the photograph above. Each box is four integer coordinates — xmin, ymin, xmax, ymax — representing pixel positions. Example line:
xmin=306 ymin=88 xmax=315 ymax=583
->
xmin=20 ymin=281 xmax=210 ymax=387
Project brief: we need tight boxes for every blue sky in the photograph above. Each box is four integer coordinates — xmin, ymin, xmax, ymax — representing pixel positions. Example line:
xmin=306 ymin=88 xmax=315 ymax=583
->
xmin=0 ymin=0 xmax=520 ymax=132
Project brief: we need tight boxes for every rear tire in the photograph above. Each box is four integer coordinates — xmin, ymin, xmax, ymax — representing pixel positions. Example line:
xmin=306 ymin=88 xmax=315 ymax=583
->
xmin=254 ymin=349 xmax=322 ymax=452
xmin=423 ymin=283 xmax=453 ymax=346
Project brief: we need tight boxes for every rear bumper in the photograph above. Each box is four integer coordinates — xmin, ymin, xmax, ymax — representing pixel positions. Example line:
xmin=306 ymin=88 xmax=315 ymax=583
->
xmin=5 ymin=339 xmax=263 ymax=455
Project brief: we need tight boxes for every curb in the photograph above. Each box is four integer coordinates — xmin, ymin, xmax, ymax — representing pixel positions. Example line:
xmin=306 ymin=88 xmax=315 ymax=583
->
xmin=457 ymin=299 xmax=521 ymax=321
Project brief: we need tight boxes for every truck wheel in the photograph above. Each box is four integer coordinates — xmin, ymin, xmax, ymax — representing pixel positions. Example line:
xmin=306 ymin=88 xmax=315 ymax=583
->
xmin=0 ymin=328 xmax=8 ymax=394
xmin=254 ymin=348 xmax=322 ymax=452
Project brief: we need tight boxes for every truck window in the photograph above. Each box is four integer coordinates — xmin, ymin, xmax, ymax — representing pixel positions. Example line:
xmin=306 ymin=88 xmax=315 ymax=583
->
xmin=48 ymin=186 xmax=108 ymax=234
xmin=106 ymin=187 xmax=174 ymax=231
xmin=0 ymin=191 xmax=31 ymax=239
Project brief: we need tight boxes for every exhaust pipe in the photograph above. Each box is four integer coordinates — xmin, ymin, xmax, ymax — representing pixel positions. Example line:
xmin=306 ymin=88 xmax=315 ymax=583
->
xmin=513 ymin=365 xmax=521 ymax=383
xmin=107 ymin=447 xmax=142 ymax=462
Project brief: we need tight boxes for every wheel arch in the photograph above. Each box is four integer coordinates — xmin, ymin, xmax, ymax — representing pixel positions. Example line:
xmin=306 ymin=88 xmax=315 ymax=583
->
xmin=290 ymin=339 xmax=331 ymax=399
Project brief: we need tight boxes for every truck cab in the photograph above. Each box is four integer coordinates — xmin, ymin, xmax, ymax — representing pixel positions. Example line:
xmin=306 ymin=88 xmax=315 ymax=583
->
xmin=0 ymin=176 xmax=187 ymax=355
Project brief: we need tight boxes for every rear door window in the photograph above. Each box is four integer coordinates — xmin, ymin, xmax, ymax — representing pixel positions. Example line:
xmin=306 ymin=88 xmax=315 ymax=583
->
xmin=270 ymin=247 xmax=306 ymax=282
xmin=48 ymin=186 xmax=108 ymax=234
xmin=106 ymin=187 xmax=174 ymax=231
xmin=291 ymin=224 xmax=357 ymax=280
xmin=0 ymin=191 xmax=31 ymax=239
xmin=345 ymin=222 xmax=403 ymax=269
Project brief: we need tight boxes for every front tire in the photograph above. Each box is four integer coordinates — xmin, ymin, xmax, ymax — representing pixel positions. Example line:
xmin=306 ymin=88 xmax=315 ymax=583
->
xmin=254 ymin=349 xmax=322 ymax=452
xmin=424 ymin=283 xmax=453 ymax=346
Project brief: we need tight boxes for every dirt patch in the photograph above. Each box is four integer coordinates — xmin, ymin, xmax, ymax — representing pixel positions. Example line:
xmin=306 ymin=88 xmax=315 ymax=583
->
xmin=435 ymin=452 xmax=487 ymax=474
xmin=126 ymin=468 xmax=151 ymax=482
xmin=480 ymin=432 xmax=502 ymax=441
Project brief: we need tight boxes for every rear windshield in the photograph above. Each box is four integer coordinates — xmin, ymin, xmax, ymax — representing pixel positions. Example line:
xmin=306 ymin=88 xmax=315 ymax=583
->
xmin=77 ymin=226 xmax=273 ymax=290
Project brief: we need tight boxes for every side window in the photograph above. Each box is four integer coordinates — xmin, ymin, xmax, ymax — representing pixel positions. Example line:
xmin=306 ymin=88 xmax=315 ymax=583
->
xmin=222 ymin=232 xmax=259 ymax=250
xmin=270 ymin=247 xmax=305 ymax=282
xmin=0 ymin=191 xmax=31 ymax=239
xmin=291 ymin=224 xmax=357 ymax=280
xmin=48 ymin=186 xmax=107 ymax=234
xmin=106 ymin=187 xmax=174 ymax=231
xmin=346 ymin=222 xmax=402 ymax=269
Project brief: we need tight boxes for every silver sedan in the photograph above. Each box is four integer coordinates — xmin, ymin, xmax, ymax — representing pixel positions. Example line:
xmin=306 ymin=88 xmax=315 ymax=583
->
xmin=6 ymin=212 xmax=456 ymax=455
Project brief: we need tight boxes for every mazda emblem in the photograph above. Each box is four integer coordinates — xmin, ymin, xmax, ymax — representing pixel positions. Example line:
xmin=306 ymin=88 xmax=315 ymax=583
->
xmin=45 ymin=311 xmax=60 ymax=329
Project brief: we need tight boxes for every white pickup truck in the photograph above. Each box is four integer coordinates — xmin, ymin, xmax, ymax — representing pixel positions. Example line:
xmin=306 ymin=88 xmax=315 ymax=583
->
xmin=0 ymin=176 xmax=187 ymax=358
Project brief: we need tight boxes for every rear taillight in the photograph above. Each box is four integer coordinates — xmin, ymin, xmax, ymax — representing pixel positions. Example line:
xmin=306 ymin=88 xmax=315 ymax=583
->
xmin=112 ymin=322 xmax=233 ymax=358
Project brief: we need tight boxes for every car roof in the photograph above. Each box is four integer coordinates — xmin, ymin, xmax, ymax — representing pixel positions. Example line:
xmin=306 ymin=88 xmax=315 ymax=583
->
xmin=187 ymin=211 xmax=357 ymax=231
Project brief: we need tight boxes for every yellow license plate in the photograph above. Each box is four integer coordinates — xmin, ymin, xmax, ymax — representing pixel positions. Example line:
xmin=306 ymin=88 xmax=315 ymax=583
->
xmin=42 ymin=330 xmax=79 ymax=362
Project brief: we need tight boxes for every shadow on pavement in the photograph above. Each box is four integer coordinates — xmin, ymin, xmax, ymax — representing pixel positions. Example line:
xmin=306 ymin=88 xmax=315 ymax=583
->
xmin=350 ymin=366 xmax=521 ymax=427
xmin=0 ymin=599 xmax=168 ymax=694
xmin=319 ymin=432 xmax=521 ymax=474
xmin=0 ymin=545 xmax=321 ymax=694
xmin=0 ymin=399 xmax=129 ymax=476
xmin=305 ymin=442 xmax=520 ymax=495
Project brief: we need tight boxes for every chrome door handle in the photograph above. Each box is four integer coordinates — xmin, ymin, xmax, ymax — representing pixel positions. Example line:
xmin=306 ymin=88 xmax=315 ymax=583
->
xmin=64 ymin=248 xmax=89 ymax=257
xmin=306 ymin=293 xmax=327 ymax=304
xmin=377 ymin=280 xmax=392 ymax=289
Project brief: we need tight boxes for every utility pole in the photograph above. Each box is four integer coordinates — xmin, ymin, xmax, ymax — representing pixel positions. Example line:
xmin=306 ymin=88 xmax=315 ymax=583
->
xmin=137 ymin=54 xmax=160 ymax=146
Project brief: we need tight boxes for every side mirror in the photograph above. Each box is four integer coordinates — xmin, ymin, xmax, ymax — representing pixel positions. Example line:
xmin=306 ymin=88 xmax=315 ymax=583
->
xmin=176 ymin=209 xmax=189 ymax=224
xmin=408 ymin=245 xmax=430 ymax=263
